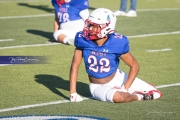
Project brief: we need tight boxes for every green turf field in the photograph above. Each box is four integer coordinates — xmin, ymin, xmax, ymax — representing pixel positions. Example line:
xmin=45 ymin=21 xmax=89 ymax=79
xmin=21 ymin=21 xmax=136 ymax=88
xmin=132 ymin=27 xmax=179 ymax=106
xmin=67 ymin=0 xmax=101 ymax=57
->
xmin=0 ymin=0 xmax=180 ymax=119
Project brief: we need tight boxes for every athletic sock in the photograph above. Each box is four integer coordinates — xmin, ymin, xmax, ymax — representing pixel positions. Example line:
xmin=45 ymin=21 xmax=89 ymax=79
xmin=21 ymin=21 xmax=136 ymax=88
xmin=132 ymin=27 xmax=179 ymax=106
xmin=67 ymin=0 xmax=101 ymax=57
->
xmin=63 ymin=37 xmax=69 ymax=44
xmin=136 ymin=94 xmax=143 ymax=100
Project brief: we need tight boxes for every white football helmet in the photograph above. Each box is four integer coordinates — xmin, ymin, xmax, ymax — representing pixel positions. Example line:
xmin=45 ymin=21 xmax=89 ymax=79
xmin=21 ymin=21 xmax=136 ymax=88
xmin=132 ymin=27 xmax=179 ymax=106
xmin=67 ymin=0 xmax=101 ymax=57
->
xmin=83 ymin=8 xmax=117 ymax=40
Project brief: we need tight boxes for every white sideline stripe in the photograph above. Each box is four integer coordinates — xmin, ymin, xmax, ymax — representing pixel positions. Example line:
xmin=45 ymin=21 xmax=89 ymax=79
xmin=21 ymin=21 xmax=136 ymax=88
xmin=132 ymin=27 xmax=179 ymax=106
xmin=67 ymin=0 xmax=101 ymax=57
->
xmin=137 ymin=8 xmax=180 ymax=12
xmin=0 ymin=64 xmax=10 ymax=66
xmin=0 ymin=0 xmax=45 ymax=2
xmin=156 ymin=83 xmax=180 ymax=88
xmin=0 ymin=43 xmax=60 ymax=49
xmin=0 ymin=83 xmax=179 ymax=113
xmin=0 ymin=31 xmax=180 ymax=50
xmin=0 ymin=14 xmax=54 ymax=19
xmin=0 ymin=39 xmax=14 ymax=42
xmin=0 ymin=8 xmax=180 ymax=19
xmin=146 ymin=48 xmax=172 ymax=52
xmin=127 ymin=31 xmax=180 ymax=38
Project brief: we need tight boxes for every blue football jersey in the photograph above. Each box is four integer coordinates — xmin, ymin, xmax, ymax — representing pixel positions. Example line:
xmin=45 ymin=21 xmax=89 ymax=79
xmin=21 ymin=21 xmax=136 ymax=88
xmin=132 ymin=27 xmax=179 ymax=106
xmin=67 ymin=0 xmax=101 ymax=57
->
xmin=74 ymin=32 xmax=130 ymax=79
xmin=51 ymin=0 xmax=89 ymax=23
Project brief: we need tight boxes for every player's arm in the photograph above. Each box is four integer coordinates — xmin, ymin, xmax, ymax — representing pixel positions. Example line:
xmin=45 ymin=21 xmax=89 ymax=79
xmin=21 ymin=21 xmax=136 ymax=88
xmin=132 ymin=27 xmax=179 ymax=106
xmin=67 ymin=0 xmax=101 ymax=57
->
xmin=54 ymin=13 xmax=60 ymax=31
xmin=120 ymin=52 xmax=140 ymax=90
xmin=69 ymin=48 xmax=83 ymax=102
xmin=79 ymin=9 xmax=90 ymax=21
xmin=70 ymin=48 xmax=82 ymax=94
xmin=77 ymin=0 xmax=89 ymax=21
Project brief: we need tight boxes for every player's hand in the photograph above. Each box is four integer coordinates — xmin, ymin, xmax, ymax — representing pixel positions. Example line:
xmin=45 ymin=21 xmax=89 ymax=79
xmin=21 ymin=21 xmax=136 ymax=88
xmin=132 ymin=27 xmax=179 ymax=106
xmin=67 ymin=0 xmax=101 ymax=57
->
xmin=70 ymin=92 xmax=83 ymax=102
xmin=120 ymin=85 xmax=128 ymax=92
xmin=121 ymin=85 xmax=134 ymax=94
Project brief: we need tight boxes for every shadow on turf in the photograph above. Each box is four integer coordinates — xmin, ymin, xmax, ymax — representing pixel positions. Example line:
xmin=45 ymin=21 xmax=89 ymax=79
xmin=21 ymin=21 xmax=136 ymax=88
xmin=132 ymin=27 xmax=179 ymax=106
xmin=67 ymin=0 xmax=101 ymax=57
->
xmin=35 ymin=74 xmax=91 ymax=100
xmin=18 ymin=3 xmax=96 ymax=13
xmin=26 ymin=29 xmax=57 ymax=42
xmin=18 ymin=3 xmax=54 ymax=13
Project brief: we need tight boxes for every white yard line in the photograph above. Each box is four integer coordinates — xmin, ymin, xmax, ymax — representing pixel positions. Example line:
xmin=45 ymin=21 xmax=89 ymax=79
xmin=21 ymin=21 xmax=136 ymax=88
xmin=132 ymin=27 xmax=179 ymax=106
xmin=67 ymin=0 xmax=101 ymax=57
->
xmin=0 ymin=0 xmax=46 ymax=2
xmin=0 ymin=83 xmax=179 ymax=113
xmin=0 ymin=14 xmax=54 ymax=19
xmin=156 ymin=83 xmax=180 ymax=89
xmin=0 ymin=31 xmax=179 ymax=50
xmin=0 ymin=8 xmax=180 ymax=19
xmin=146 ymin=48 xmax=172 ymax=52
xmin=137 ymin=8 xmax=180 ymax=12
xmin=127 ymin=31 xmax=180 ymax=38
xmin=0 ymin=64 xmax=10 ymax=66
xmin=0 ymin=39 xmax=14 ymax=42
xmin=0 ymin=42 xmax=60 ymax=49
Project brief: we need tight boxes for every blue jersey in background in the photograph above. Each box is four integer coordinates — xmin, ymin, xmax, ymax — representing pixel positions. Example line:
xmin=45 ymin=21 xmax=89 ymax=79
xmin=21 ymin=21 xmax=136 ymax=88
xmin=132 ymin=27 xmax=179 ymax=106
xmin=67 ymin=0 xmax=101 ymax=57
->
xmin=52 ymin=0 xmax=89 ymax=23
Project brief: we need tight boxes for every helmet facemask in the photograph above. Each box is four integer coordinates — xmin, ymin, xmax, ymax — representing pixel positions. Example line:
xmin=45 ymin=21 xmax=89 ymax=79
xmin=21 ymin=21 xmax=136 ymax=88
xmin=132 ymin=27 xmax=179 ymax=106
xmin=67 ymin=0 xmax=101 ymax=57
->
xmin=83 ymin=19 xmax=110 ymax=40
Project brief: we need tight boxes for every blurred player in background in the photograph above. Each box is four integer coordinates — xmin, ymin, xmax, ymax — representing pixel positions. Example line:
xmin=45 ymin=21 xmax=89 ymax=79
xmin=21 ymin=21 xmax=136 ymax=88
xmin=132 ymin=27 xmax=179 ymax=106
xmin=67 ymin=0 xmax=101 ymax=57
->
xmin=52 ymin=0 xmax=89 ymax=45
xmin=69 ymin=8 xmax=162 ymax=103
xmin=114 ymin=0 xmax=137 ymax=17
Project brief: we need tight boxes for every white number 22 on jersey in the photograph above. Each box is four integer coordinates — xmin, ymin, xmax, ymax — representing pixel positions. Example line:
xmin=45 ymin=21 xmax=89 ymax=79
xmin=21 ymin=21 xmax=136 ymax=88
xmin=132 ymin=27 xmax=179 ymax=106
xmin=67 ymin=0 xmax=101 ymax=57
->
xmin=88 ymin=55 xmax=110 ymax=73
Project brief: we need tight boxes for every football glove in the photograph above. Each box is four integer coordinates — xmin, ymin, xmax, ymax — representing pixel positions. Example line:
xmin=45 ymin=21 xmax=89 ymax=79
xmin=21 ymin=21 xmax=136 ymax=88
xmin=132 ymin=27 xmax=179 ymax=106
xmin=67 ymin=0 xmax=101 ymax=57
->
xmin=70 ymin=92 xmax=83 ymax=102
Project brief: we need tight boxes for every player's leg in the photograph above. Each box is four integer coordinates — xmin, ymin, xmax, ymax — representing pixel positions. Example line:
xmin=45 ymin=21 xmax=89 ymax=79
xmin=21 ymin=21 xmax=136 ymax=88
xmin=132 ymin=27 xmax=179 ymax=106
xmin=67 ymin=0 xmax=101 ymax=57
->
xmin=127 ymin=77 xmax=162 ymax=100
xmin=53 ymin=20 xmax=84 ymax=45
xmin=128 ymin=77 xmax=157 ymax=92
xmin=89 ymin=69 xmax=159 ymax=103
xmin=53 ymin=29 xmax=75 ymax=45
xmin=120 ymin=0 xmax=128 ymax=12
xmin=79 ymin=9 xmax=90 ymax=21
xmin=130 ymin=0 xmax=137 ymax=11
xmin=89 ymin=83 xmax=139 ymax=103
xmin=114 ymin=0 xmax=127 ymax=16
xmin=114 ymin=69 xmax=162 ymax=100
xmin=53 ymin=31 xmax=66 ymax=43
xmin=90 ymin=73 xmax=144 ymax=103
xmin=113 ymin=91 xmax=139 ymax=103
xmin=126 ymin=0 xmax=137 ymax=17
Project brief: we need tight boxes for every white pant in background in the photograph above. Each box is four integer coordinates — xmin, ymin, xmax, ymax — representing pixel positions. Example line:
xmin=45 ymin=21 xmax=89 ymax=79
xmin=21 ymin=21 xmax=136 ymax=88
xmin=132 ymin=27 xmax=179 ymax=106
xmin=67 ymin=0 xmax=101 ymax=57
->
xmin=53 ymin=19 xmax=85 ymax=42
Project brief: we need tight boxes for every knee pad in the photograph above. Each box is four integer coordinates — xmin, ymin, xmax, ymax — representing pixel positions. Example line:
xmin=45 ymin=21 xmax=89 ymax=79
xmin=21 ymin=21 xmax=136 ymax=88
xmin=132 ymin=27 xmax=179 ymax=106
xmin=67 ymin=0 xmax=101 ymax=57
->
xmin=53 ymin=31 xmax=59 ymax=41
xmin=106 ymin=88 xmax=117 ymax=103
xmin=53 ymin=30 xmax=68 ymax=41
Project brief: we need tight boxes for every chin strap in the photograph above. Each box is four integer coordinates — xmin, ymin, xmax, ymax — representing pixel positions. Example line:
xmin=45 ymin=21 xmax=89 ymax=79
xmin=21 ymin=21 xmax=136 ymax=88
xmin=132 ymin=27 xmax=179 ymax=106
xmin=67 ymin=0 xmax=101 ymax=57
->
xmin=88 ymin=35 xmax=108 ymax=41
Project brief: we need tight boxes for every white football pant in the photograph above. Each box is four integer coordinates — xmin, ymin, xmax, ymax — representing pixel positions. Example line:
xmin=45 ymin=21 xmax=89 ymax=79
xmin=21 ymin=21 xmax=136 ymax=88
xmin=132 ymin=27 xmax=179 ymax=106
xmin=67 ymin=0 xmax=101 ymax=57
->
xmin=89 ymin=69 xmax=159 ymax=102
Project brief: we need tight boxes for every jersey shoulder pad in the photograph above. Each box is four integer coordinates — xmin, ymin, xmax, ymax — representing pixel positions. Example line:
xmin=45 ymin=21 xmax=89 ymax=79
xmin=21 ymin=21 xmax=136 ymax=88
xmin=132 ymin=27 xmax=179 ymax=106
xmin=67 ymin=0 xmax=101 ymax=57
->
xmin=75 ymin=32 xmax=90 ymax=49
xmin=51 ymin=0 xmax=57 ymax=6
xmin=109 ymin=33 xmax=130 ymax=54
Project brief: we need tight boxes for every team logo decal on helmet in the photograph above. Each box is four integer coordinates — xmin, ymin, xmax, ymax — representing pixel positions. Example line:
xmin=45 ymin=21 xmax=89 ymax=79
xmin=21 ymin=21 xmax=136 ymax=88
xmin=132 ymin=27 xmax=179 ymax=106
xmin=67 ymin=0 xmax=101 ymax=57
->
xmin=107 ymin=15 xmax=110 ymax=22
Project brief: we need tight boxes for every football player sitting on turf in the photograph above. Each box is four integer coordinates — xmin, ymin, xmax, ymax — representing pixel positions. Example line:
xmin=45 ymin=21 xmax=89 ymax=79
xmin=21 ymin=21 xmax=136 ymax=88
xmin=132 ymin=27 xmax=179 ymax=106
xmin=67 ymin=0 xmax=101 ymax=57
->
xmin=52 ymin=0 xmax=89 ymax=45
xmin=69 ymin=8 xmax=162 ymax=103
